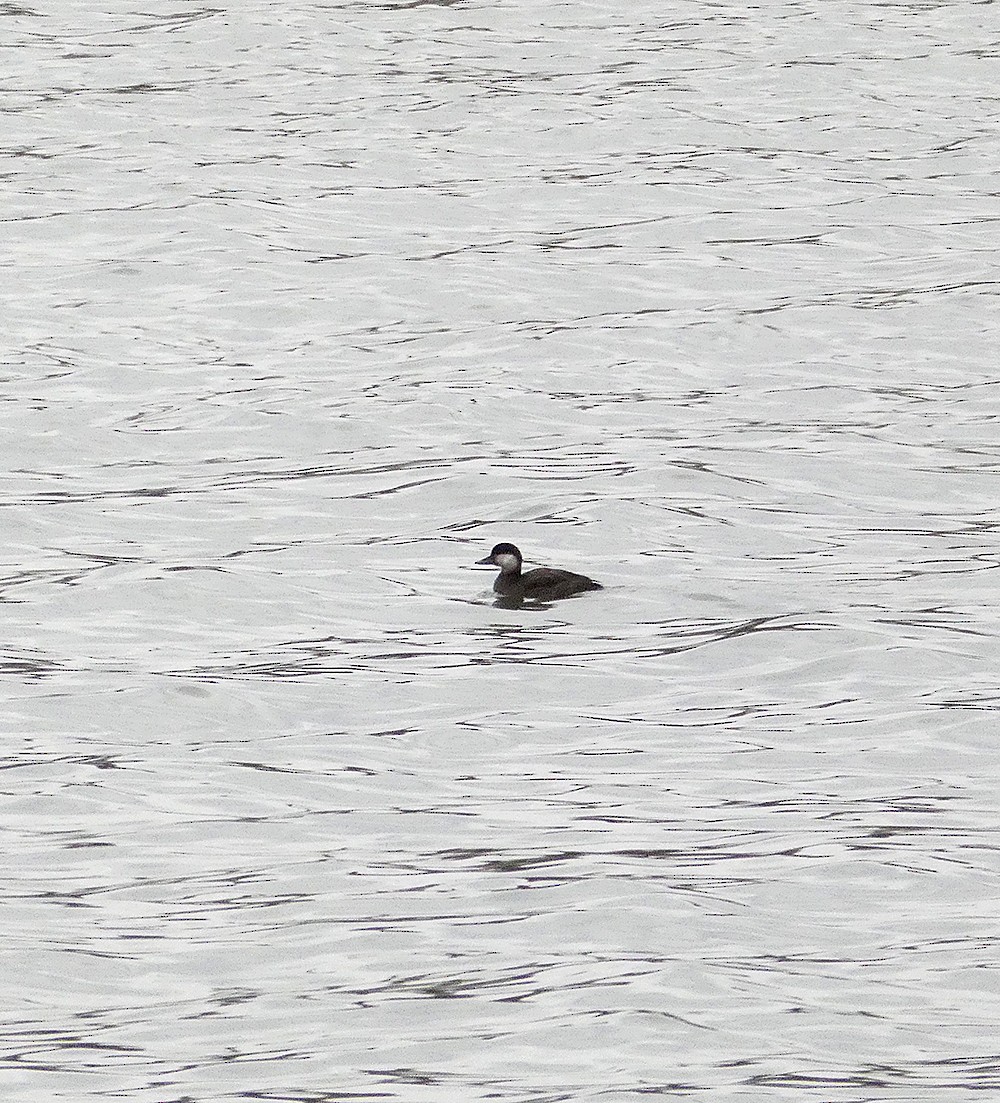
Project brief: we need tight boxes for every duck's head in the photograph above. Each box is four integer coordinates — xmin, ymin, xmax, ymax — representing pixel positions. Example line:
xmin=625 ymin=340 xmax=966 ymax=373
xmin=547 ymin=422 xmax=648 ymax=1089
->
xmin=475 ymin=542 xmax=523 ymax=573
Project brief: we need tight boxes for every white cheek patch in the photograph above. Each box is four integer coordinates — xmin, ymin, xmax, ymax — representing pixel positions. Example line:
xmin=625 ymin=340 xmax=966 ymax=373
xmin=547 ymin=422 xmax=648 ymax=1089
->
xmin=495 ymin=553 xmax=519 ymax=572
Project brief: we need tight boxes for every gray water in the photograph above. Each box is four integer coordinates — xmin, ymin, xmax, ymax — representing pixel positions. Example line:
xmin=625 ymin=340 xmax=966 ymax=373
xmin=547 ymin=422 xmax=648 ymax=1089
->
xmin=4 ymin=1 xmax=1000 ymax=1100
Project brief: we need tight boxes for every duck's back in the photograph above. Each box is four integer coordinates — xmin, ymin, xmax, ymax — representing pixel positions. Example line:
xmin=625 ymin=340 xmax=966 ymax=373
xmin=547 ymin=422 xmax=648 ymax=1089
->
xmin=496 ymin=566 xmax=602 ymax=600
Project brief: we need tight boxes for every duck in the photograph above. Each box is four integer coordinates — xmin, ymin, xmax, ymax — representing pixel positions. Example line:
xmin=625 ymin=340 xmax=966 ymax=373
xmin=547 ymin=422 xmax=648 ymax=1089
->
xmin=474 ymin=543 xmax=602 ymax=603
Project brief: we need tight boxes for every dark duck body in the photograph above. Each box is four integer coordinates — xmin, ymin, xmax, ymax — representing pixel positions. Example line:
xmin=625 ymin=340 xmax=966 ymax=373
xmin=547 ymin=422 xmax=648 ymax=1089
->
xmin=475 ymin=543 xmax=602 ymax=603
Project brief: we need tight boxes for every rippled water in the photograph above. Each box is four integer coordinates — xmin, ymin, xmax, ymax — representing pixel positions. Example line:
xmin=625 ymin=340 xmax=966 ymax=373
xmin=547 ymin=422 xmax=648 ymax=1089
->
xmin=4 ymin=1 xmax=999 ymax=1100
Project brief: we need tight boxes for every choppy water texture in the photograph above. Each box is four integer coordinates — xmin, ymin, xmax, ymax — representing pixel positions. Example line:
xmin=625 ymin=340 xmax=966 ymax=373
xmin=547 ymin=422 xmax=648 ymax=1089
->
xmin=3 ymin=1 xmax=1000 ymax=1100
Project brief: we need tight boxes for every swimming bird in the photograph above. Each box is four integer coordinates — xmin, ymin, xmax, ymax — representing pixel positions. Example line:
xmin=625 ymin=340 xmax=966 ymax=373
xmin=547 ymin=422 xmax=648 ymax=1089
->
xmin=475 ymin=542 xmax=602 ymax=603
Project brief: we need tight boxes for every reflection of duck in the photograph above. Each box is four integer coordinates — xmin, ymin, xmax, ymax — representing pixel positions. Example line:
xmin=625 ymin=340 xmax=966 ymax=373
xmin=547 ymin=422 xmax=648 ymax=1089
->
xmin=475 ymin=543 xmax=603 ymax=603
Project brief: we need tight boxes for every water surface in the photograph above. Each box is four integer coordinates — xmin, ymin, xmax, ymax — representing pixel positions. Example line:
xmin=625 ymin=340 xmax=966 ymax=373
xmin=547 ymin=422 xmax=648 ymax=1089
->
xmin=3 ymin=1 xmax=999 ymax=1100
